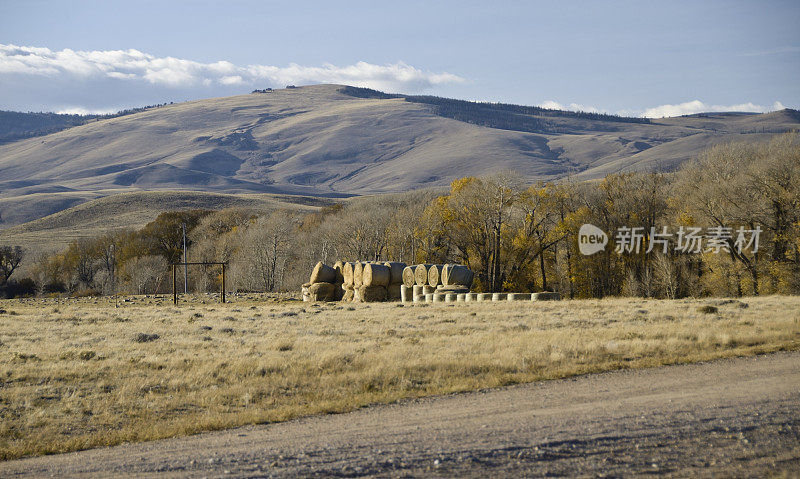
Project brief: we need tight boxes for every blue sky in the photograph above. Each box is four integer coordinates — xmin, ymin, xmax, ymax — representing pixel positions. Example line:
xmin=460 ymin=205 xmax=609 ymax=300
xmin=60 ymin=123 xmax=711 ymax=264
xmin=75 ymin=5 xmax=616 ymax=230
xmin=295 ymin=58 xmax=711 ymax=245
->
xmin=1 ymin=0 xmax=798 ymax=116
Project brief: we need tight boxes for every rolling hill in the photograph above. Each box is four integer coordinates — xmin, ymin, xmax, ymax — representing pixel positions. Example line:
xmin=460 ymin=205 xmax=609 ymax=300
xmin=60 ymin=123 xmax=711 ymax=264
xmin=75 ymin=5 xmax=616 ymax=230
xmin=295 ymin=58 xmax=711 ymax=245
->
xmin=0 ymin=84 xmax=798 ymax=232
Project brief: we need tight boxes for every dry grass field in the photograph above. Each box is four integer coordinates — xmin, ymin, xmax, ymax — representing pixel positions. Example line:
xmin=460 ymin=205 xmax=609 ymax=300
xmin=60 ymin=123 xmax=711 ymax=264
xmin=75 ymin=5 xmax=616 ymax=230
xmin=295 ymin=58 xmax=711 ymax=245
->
xmin=0 ymin=294 xmax=798 ymax=461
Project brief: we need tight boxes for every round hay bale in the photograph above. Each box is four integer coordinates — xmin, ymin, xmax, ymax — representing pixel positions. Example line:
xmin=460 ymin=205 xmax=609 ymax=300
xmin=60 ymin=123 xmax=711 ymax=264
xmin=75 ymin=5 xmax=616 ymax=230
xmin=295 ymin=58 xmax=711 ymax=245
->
xmin=353 ymin=262 xmax=365 ymax=287
xmin=443 ymin=265 xmax=474 ymax=287
xmin=444 ymin=293 xmax=456 ymax=302
xmin=412 ymin=284 xmax=425 ymax=297
xmin=440 ymin=263 xmax=458 ymax=285
xmin=422 ymin=285 xmax=436 ymax=295
xmin=424 ymin=293 xmax=434 ymax=303
xmin=413 ymin=294 xmax=423 ymax=303
xmin=464 ymin=293 xmax=476 ymax=302
xmin=414 ymin=264 xmax=433 ymax=286
xmin=332 ymin=261 xmax=345 ymax=284
xmin=310 ymin=262 xmax=337 ymax=284
xmin=359 ymin=285 xmax=387 ymax=302
xmin=476 ymin=293 xmax=491 ymax=302
xmin=383 ymin=262 xmax=407 ymax=285
xmin=400 ymin=285 xmax=412 ymax=302
xmin=432 ymin=292 xmax=445 ymax=303
xmin=341 ymin=288 xmax=354 ymax=302
xmin=342 ymin=262 xmax=356 ymax=286
xmin=363 ymin=263 xmax=390 ymax=287
xmin=309 ymin=282 xmax=337 ymax=302
xmin=387 ymin=284 xmax=402 ymax=301
xmin=507 ymin=293 xmax=528 ymax=301
xmin=456 ymin=293 xmax=466 ymax=302
xmin=491 ymin=293 xmax=507 ymax=301
xmin=427 ymin=264 xmax=445 ymax=287
xmin=402 ymin=266 xmax=416 ymax=287
xmin=436 ymin=285 xmax=470 ymax=294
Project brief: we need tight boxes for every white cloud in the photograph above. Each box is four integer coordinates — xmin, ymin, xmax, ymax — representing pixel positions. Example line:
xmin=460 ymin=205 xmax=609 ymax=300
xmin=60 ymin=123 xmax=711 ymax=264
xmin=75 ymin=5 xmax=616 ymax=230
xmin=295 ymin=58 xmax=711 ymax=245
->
xmin=538 ymin=100 xmax=601 ymax=113
xmin=0 ymin=43 xmax=465 ymax=92
xmin=55 ymin=106 xmax=119 ymax=115
xmin=642 ymin=100 xmax=786 ymax=118
xmin=538 ymin=98 xmax=788 ymax=118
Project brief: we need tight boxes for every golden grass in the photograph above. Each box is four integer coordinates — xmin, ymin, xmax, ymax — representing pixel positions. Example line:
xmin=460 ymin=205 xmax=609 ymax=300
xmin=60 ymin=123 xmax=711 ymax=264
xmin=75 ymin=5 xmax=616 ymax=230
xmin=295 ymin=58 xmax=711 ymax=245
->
xmin=0 ymin=294 xmax=798 ymax=461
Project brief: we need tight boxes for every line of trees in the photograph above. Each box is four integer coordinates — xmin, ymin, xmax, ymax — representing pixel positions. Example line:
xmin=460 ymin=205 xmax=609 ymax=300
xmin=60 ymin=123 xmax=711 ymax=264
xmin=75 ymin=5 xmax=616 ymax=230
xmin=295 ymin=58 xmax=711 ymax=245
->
xmin=3 ymin=133 xmax=798 ymax=299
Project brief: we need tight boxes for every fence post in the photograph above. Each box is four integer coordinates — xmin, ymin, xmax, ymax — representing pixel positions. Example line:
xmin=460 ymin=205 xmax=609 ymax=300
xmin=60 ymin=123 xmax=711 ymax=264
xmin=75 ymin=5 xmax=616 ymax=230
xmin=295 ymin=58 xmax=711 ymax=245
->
xmin=173 ymin=264 xmax=177 ymax=305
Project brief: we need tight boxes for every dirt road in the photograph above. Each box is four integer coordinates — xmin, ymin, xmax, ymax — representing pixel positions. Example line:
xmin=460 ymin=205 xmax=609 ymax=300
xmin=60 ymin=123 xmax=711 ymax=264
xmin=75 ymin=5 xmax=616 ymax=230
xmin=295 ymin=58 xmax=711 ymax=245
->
xmin=3 ymin=351 xmax=799 ymax=477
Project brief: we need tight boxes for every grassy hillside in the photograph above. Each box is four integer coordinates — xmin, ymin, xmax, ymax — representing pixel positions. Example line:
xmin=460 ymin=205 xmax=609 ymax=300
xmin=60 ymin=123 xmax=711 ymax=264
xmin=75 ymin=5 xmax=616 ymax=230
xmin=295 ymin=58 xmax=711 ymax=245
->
xmin=0 ymin=84 xmax=797 ymax=229
xmin=0 ymin=190 xmax=332 ymax=256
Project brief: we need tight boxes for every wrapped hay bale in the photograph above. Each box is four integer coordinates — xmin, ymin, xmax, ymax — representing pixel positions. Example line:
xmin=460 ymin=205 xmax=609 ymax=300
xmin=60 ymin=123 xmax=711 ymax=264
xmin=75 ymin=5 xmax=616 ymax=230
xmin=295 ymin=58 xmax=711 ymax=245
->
xmin=414 ymin=264 xmax=434 ymax=286
xmin=402 ymin=266 xmax=417 ymax=287
xmin=432 ymin=292 xmax=445 ymax=303
xmin=400 ymin=285 xmax=412 ymax=302
xmin=412 ymin=285 xmax=425 ymax=297
xmin=422 ymin=285 xmax=436 ymax=295
xmin=456 ymin=293 xmax=466 ymax=302
xmin=332 ymin=261 xmax=346 ymax=284
xmin=358 ymin=285 xmax=387 ymax=302
xmin=464 ymin=293 xmax=476 ymax=302
xmin=444 ymin=293 xmax=456 ymax=303
xmin=507 ymin=293 xmax=528 ymax=301
xmin=363 ymin=262 xmax=390 ymax=287
xmin=310 ymin=262 xmax=337 ymax=284
xmin=491 ymin=293 xmax=507 ymax=301
xmin=427 ymin=264 xmax=445 ymax=287
xmin=342 ymin=262 xmax=356 ymax=286
xmin=309 ymin=282 xmax=337 ymax=302
xmin=442 ymin=265 xmax=474 ymax=288
xmin=533 ymin=292 xmax=562 ymax=301
xmin=476 ymin=293 xmax=490 ymax=302
xmin=383 ymin=262 xmax=407 ymax=285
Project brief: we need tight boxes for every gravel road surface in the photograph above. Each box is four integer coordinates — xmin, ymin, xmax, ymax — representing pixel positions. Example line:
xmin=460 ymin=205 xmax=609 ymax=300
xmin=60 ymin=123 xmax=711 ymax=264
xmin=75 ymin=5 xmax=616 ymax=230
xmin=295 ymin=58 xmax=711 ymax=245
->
xmin=3 ymin=351 xmax=799 ymax=477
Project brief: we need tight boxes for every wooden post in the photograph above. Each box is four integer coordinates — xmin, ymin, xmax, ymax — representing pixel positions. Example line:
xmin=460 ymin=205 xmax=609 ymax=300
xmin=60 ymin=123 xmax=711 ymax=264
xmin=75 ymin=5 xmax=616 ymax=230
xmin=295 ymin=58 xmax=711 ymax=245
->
xmin=172 ymin=264 xmax=177 ymax=305
xmin=221 ymin=263 xmax=226 ymax=303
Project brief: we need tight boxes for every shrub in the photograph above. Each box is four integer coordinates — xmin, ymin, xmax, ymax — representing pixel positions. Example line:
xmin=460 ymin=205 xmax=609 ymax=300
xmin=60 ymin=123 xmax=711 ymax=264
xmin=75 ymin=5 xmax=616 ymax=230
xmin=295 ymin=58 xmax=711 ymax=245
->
xmin=133 ymin=333 xmax=160 ymax=343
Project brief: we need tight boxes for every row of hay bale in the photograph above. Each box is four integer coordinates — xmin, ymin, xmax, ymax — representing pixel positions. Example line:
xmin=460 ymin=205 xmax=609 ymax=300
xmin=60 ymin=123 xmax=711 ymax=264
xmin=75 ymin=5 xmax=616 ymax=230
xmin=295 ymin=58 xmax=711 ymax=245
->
xmin=302 ymin=261 xmax=560 ymax=303
xmin=413 ymin=291 xmax=561 ymax=303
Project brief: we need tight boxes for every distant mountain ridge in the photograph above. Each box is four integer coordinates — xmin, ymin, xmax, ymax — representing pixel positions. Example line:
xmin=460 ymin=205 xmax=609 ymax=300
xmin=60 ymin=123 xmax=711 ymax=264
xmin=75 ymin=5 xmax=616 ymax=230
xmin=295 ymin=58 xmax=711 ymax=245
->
xmin=0 ymin=84 xmax=798 ymax=230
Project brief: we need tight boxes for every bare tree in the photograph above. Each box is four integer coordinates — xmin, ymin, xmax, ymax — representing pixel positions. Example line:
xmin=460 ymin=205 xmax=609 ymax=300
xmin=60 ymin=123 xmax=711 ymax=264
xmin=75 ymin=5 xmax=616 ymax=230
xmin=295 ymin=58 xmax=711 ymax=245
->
xmin=0 ymin=246 xmax=24 ymax=286
xmin=235 ymin=211 xmax=298 ymax=292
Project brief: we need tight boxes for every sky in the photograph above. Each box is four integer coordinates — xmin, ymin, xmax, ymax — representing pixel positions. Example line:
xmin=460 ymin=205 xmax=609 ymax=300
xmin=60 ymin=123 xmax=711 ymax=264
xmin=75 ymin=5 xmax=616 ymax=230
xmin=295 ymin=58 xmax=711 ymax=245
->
xmin=1 ymin=0 xmax=798 ymax=117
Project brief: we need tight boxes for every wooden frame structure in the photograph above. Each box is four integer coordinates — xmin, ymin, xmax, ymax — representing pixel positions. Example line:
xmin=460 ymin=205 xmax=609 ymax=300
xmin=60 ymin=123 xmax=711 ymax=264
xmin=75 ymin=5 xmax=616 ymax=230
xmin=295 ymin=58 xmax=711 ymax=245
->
xmin=171 ymin=262 xmax=227 ymax=305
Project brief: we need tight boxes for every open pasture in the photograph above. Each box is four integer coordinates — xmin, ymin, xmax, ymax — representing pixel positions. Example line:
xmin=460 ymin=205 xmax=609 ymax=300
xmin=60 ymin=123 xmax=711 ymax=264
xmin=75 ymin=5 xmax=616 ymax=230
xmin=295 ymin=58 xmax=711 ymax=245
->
xmin=1 ymin=294 xmax=798 ymax=460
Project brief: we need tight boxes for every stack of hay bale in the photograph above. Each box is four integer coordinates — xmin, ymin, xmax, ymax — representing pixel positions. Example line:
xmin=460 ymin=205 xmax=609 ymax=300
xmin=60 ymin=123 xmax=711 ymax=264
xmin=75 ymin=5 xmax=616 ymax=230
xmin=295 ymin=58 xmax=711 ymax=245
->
xmin=302 ymin=261 xmax=343 ymax=302
xmin=306 ymin=261 xmax=411 ymax=302
xmin=401 ymin=263 xmax=474 ymax=303
xmin=301 ymin=261 xmax=563 ymax=303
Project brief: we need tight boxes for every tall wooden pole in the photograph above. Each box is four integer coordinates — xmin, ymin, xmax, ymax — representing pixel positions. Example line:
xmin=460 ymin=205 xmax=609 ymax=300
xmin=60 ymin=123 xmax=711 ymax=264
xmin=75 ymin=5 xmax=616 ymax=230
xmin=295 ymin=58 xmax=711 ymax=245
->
xmin=221 ymin=263 xmax=226 ymax=303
